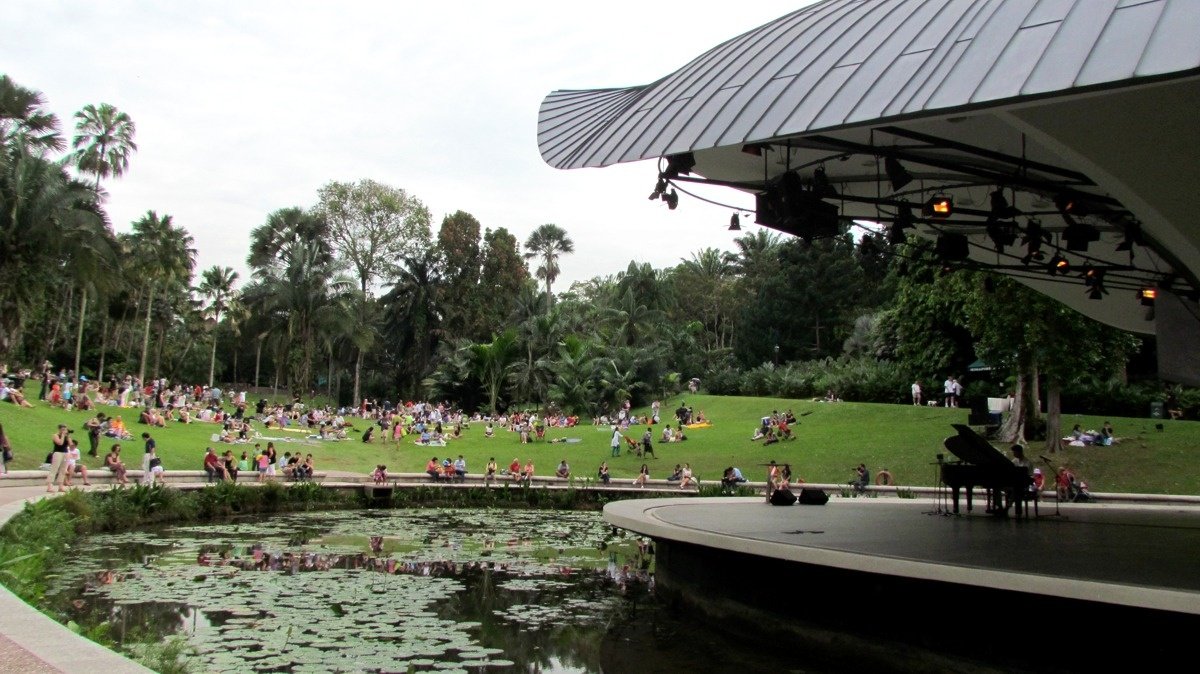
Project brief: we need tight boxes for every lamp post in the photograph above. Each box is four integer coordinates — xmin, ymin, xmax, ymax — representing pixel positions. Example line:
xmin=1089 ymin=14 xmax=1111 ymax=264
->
xmin=773 ymin=344 xmax=780 ymax=366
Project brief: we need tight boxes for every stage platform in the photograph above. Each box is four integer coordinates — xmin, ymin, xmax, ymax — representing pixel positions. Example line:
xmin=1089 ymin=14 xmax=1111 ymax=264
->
xmin=606 ymin=497 xmax=1200 ymax=613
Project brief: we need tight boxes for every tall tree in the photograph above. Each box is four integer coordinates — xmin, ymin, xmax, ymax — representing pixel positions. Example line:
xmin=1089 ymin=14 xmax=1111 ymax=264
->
xmin=436 ymin=211 xmax=483 ymax=340
xmin=479 ymin=227 xmax=529 ymax=334
xmin=69 ymin=102 xmax=136 ymax=383
xmin=523 ymin=223 xmax=574 ymax=309
xmin=128 ymin=211 xmax=196 ymax=386
xmin=0 ymin=75 xmax=63 ymax=152
xmin=71 ymin=103 xmax=136 ymax=193
xmin=317 ymin=179 xmax=431 ymax=405
xmin=197 ymin=265 xmax=239 ymax=387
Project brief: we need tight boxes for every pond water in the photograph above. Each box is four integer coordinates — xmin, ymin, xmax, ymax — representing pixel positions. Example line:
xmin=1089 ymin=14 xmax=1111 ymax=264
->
xmin=45 ymin=508 xmax=805 ymax=673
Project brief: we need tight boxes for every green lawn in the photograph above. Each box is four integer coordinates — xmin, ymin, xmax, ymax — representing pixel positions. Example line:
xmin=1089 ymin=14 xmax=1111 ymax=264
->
xmin=1 ymin=390 xmax=1197 ymax=494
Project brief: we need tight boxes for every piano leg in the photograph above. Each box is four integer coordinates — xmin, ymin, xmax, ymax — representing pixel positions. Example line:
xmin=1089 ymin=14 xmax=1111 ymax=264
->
xmin=951 ymin=487 xmax=961 ymax=513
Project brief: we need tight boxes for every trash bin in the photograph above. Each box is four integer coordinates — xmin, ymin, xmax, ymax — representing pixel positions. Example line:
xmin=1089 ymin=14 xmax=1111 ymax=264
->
xmin=1150 ymin=401 xmax=1165 ymax=419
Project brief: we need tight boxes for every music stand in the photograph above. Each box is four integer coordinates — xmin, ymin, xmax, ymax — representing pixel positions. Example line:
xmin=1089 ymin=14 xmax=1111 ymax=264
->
xmin=1038 ymin=455 xmax=1066 ymax=519
xmin=923 ymin=454 xmax=951 ymax=516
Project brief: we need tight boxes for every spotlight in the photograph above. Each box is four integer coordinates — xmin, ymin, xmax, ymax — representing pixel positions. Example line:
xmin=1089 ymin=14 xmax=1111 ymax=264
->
xmin=662 ymin=153 xmax=696 ymax=179
xmin=1054 ymin=193 xmax=1090 ymax=217
xmin=812 ymin=167 xmax=838 ymax=199
xmin=1137 ymin=287 xmax=1157 ymax=306
xmin=1116 ymin=221 xmax=1144 ymax=252
xmin=741 ymin=143 xmax=766 ymax=157
xmin=888 ymin=203 xmax=915 ymax=245
xmin=923 ymin=194 xmax=953 ymax=219
xmin=648 ymin=177 xmax=667 ymax=200
xmin=1020 ymin=218 xmax=1048 ymax=264
xmin=729 ymin=213 xmax=742 ymax=231
xmin=1063 ymin=220 xmax=1100 ymax=252
xmin=935 ymin=233 xmax=969 ymax=261
xmin=986 ymin=221 xmax=1017 ymax=252
xmin=1048 ymin=253 xmax=1070 ymax=275
xmin=884 ymin=157 xmax=913 ymax=191
xmin=989 ymin=188 xmax=1019 ymax=221
xmin=664 ymin=189 xmax=679 ymax=210
xmin=1083 ymin=267 xmax=1108 ymax=300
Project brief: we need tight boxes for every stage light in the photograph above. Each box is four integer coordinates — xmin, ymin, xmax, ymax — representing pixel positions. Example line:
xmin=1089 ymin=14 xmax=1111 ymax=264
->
xmin=1083 ymin=267 xmax=1107 ymax=300
xmin=1063 ymin=220 xmax=1100 ymax=252
xmin=662 ymin=152 xmax=696 ymax=179
xmin=935 ymin=233 xmax=969 ymax=261
xmin=741 ymin=143 xmax=766 ymax=157
xmin=1048 ymin=253 xmax=1070 ymax=275
xmin=812 ymin=166 xmax=838 ymax=199
xmin=1054 ymin=192 xmax=1090 ymax=217
xmin=1020 ymin=218 xmax=1048 ymax=264
xmin=888 ymin=203 xmax=915 ymax=245
xmin=1116 ymin=221 xmax=1144 ymax=252
xmin=664 ymin=189 xmax=679 ymax=210
xmin=1138 ymin=287 xmax=1157 ymax=306
xmin=989 ymin=188 xmax=1019 ymax=221
xmin=884 ymin=157 xmax=913 ymax=191
xmin=648 ymin=177 xmax=667 ymax=200
xmin=923 ymin=194 xmax=952 ymax=218
xmin=729 ymin=213 xmax=742 ymax=231
xmin=987 ymin=221 xmax=1017 ymax=252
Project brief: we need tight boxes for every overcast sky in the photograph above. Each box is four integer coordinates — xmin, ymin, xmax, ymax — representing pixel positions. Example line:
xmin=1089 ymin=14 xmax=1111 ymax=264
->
xmin=5 ymin=0 xmax=815 ymax=291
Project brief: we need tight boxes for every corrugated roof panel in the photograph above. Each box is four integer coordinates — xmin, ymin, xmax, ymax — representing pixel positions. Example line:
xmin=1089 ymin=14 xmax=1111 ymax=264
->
xmin=715 ymin=76 xmax=798 ymax=147
xmin=538 ymin=0 xmax=1200 ymax=170
xmin=1021 ymin=0 xmax=1119 ymax=94
xmin=778 ymin=63 xmax=858 ymax=133
xmin=836 ymin=0 xmax=952 ymax=123
xmin=884 ymin=0 xmax=989 ymax=114
xmin=928 ymin=0 xmax=1036 ymax=107
xmin=1023 ymin=0 xmax=1074 ymax=27
xmin=1137 ymin=0 xmax=1200 ymax=76
xmin=1076 ymin=1 xmax=1164 ymax=85
xmin=972 ymin=21 xmax=1060 ymax=102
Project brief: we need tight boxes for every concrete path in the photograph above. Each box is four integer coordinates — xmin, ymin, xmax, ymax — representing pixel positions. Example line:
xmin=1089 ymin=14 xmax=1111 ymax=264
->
xmin=0 ymin=483 xmax=154 ymax=674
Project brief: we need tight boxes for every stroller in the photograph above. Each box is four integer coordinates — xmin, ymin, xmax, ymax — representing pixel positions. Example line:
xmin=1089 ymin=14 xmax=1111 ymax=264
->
xmin=1069 ymin=477 xmax=1095 ymax=503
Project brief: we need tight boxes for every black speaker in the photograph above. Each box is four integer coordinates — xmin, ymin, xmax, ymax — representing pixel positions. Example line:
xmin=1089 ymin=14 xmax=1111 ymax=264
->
xmin=769 ymin=488 xmax=797 ymax=506
xmin=797 ymin=488 xmax=829 ymax=505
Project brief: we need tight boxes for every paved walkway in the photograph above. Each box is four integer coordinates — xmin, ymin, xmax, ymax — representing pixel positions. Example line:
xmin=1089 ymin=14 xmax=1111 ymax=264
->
xmin=0 ymin=483 xmax=153 ymax=674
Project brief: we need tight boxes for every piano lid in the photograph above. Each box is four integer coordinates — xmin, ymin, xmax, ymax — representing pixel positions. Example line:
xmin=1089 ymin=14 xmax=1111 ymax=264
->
xmin=943 ymin=424 xmax=1014 ymax=469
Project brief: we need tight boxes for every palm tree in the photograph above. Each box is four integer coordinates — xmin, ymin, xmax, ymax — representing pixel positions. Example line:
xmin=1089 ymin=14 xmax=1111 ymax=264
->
xmin=197 ymin=265 xmax=239 ymax=387
xmin=129 ymin=211 xmax=196 ymax=386
xmin=0 ymin=75 xmax=63 ymax=152
xmin=523 ymin=223 xmax=574 ymax=309
xmin=67 ymin=104 xmax=134 ymax=385
xmin=72 ymin=103 xmax=136 ymax=194
xmin=470 ymin=329 xmax=520 ymax=414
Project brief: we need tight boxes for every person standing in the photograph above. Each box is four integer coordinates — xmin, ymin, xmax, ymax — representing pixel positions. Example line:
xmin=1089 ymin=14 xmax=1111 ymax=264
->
xmin=911 ymin=380 xmax=922 ymax=406
xmin=47 ymin=424 xmax=70 ymax=492
xmin=943 ymin=376 xmax=957 ymax=408
xmin=0 ymin=422 xmax=12 ymax=475
xmin=85 ymin=412 xmax=105 ymax=457
xmin=141 ymin=432 xmax=156 ymax=485
xmin=641 ymin=427 xmax=656 ymax=459
xmin=610 ymin=425 xmax=622 ymax=457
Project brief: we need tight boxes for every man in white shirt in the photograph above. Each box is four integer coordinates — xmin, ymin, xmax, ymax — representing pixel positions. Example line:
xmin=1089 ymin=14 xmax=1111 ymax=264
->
xmin=911 ymin=380 xmax=922 ymax=406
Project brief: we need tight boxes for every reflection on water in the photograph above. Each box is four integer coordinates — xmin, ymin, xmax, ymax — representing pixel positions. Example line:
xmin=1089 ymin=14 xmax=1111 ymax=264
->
xmin=49 ymin=509 xmax=798 ymax=673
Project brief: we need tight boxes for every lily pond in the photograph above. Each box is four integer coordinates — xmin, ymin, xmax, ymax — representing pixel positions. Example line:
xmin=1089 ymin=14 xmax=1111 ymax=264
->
xmin=44 ymin=508 xmax=794 ymax=673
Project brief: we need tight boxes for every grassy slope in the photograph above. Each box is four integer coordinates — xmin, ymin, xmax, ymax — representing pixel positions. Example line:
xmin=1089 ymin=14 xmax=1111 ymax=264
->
xmin=1 ymin=390 xmax=1196 ymax=493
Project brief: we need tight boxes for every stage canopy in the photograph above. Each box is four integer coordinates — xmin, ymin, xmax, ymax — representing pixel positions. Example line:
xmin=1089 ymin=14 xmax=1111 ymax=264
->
xmin=538 ymin=0 xmax=1200 ymax=340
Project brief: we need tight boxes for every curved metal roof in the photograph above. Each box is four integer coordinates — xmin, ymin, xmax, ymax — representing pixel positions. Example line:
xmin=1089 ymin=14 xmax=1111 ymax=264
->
xmin=538 ymin=0 xmax=1200 ymax=170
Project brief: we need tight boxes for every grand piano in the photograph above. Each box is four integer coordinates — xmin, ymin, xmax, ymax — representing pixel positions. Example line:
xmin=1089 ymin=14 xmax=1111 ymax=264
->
xmin=941 ymin=424 xmax=1032 ymax=517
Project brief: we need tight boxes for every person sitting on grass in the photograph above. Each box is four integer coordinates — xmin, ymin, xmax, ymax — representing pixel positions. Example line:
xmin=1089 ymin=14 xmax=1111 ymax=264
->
xmin=0 ymin=380 xmax=34 ymax=408
xmin=485 ymin=422 xmax=495 ymax=439
xmin=762 ymin=428 xmax=779 ymax=446
xmin=555 ymin=459 xmax=570 ymax=479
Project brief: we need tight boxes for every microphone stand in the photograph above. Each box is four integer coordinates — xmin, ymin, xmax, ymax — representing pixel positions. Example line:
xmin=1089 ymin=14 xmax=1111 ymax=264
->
xmin=923 ymin=454 xmax=950 ymax=516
